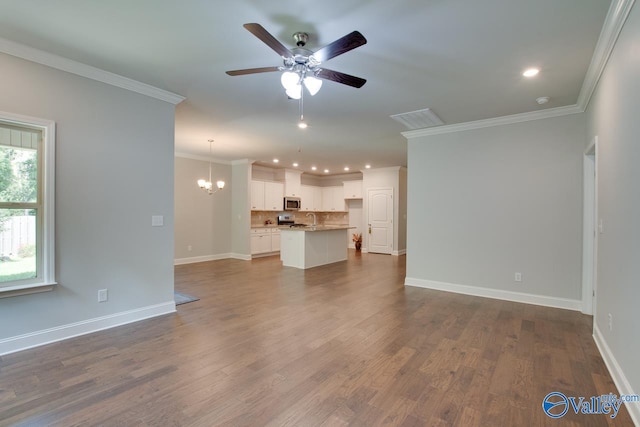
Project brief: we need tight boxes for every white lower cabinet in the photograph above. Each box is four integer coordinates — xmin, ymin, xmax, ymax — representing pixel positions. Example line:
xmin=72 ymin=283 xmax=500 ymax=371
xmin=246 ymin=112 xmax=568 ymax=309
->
xmin=271 ymin=229 xmax=281 ymax=251
xmin=250 ymin=228 xmax=281 ymax=255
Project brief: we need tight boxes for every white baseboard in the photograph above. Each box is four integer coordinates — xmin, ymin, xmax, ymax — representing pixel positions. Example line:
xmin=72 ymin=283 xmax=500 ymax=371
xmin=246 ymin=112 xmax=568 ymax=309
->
xmin=392 ymin=249 xmax=407 ymax=256
xmin=230 ymin=253 xmax=252 ymax=261
xmin=174 ymin=253 xmax=233 ymax=265
xmin=251 ymin=251 xmax=280 ymax=259
xmin=404 ymin=277 xmax=582 ymax=311
xmin=593 ymin=324 xmax=640 ymax=425
xmin=0 ymin=301 xmax=176 ymax=356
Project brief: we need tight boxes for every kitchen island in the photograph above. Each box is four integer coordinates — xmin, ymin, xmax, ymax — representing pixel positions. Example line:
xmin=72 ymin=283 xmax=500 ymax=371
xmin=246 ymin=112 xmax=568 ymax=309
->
xmin=279 ymin=225 xmax=353 ymax=269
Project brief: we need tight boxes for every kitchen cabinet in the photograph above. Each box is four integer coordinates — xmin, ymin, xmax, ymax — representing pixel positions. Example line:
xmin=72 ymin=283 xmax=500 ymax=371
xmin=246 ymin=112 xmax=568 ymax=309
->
xmin=300 ymin=185 xmax=314 ymax=211
xmin=312 ymin=186 xmax=323 ymax=211
xmin=250 ymin=227 xmax=281 ymax=255
xmin=264 ymin=181 xmax=284 ymax=211
xmin=321 ymin=186 xmax=346 ymax=212
xmin=284 ymin=170 xmax=302 ymax=197
xmin=251 ymin=181 xmax=264 ymax=210
xmin=343 ymin=180 xmax=363 ymax=199
xmin=280 ymin=227 xmax=350 ymax=269
xmin=271 ymin=228 xmax=281 ymax=251
xmin=300 ymin=185 xmax=323 ymax=212
xmin=251 ymin=180 xmax=284 ymax=211
xmin=300 ymin=185 xmax=324 ymax=211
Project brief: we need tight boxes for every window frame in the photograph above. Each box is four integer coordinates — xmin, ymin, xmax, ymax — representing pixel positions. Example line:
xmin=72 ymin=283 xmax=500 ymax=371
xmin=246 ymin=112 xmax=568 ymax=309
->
xmin=0 ymin=111 xmax=55 ymax=298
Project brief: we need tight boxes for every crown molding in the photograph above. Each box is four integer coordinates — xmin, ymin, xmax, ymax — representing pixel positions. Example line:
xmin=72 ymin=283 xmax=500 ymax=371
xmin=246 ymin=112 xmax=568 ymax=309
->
xmin=403 ymin=0 xmax=635 ymax=140
xmin=402 ymin=105 xmax=583 ymax=139
xmin=0 ymin=37 xmax=185 ymax=105
xmin=233 ymin=158 xmax=253 ymax=165
xmin=576 ymin=0 xmax=635 ymax=110
xmin=174 ymin=152 xmax=232 ymax=164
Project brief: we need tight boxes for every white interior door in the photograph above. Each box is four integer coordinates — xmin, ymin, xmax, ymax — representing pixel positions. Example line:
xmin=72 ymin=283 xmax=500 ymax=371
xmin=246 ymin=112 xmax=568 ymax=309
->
xmin=367 ymin=188 xmax=393 ymax=254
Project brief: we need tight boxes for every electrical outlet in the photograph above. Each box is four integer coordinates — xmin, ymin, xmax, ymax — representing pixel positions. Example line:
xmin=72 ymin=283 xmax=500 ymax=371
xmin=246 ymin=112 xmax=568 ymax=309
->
xmin=98 ymin=289 xmax=108 ymax=303
xmin=515 ymin=272 xmax=522 ymax=282
xmin=608 ymin=313 xmax=613 ymax=331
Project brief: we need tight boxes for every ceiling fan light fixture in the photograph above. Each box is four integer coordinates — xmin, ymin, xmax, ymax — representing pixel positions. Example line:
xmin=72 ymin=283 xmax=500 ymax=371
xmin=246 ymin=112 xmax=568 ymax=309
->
xmin=286 ymin=84 xmax=302 ymax=99
xmin=281 ymin=71 xmax=300 ymax=91
xmin=298 ymin=121 xmax=308 ymax=129
xmin=303 ymin=76 xmax=322 ymax=96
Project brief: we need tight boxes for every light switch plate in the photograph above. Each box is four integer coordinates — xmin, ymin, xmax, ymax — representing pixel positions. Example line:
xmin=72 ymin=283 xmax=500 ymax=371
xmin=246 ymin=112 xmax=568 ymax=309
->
xmin=152 ymin=215 xmax=164 ymax=227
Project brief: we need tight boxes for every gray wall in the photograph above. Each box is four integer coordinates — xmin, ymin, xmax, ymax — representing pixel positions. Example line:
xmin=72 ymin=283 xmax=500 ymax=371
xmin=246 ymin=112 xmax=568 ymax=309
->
xmin=174 ymin=156 xmax=232 ymax=260
xmin=231 ymin=160 xmax=251 ymax=257
xmin=0 ymin=52 xmax=175 ymax=339
xmin=586 ymin=2 xmax=640 ymax=401
xmin=398 ymin=167 xmax=407 ymax=253
xmin=406 ymin=114 xmax=586 ymax=301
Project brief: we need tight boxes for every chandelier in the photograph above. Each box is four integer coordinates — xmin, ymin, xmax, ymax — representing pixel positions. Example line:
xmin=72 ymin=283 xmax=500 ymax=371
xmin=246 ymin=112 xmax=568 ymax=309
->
xmin=197 ymin=139 xmax=225 ymax=195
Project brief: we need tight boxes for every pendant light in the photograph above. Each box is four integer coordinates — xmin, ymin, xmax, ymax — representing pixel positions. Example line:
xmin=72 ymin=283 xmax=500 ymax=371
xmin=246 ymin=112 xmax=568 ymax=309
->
xmin=197 ymin=139 xmax=225 ymax=195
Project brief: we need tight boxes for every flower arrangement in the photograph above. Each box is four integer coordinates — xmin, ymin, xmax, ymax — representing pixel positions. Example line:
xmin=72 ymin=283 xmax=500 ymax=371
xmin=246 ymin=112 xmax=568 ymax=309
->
xmin=352 ymin=233 xmax=362 ymax=251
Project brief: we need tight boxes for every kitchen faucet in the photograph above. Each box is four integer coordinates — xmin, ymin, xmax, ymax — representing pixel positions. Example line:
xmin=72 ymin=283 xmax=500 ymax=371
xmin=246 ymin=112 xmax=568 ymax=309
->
xmin=306 ymin=212 xmax=317 ymax=226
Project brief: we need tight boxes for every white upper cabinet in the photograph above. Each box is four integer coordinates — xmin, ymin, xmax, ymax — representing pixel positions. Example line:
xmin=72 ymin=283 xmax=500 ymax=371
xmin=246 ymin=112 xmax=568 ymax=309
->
xmin=321 ymin=186 xmax=346 ymax=212
xmin=312 ymin=186 xmax=323 ymax=211
xmin=300 ymin=185 xmax=324 ymax=211
xmin=343 ymin=180 xmax=363 ymax=199
xmin=284 ymin=170 xmax=302 ymax=197
xmin=300 ymin=185 xmax=314 ymax=211
xmin=251 ymin=180 xmax=284 ymax=211
xmin=264 ymin=181 xmax=284 ymax=211
xmin=251 ymin=180 xmax=265 ymax=210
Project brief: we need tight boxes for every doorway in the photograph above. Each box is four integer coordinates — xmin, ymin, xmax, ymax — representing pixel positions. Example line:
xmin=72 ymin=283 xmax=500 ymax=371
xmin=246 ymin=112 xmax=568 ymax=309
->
xmin=367 ymin=188 xmax=393 ymax=254
xmin=582 ymin=136 xmax=598 ymax=315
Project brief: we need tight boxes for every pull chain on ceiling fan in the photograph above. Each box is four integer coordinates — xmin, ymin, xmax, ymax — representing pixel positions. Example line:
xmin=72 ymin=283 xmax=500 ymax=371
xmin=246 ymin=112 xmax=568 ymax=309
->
xmin=226 ymin=23 xmax=367 ymax=124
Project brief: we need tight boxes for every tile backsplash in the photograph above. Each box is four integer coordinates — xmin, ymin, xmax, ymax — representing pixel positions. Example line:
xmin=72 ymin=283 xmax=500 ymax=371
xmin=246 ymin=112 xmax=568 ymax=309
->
xmin=251 ymin=211 xmax=349 ymax=227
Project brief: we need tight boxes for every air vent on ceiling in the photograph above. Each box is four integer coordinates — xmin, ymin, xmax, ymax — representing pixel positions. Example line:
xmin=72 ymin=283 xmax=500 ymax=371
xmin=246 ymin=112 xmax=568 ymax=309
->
xmin=390 ymin=108 xmax=444 ymax=130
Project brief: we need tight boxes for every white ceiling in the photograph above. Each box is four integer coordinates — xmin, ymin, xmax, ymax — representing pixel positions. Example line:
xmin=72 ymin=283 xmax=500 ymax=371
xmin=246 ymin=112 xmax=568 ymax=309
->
xmin=0 ymin=0 xmax=611 ymax=175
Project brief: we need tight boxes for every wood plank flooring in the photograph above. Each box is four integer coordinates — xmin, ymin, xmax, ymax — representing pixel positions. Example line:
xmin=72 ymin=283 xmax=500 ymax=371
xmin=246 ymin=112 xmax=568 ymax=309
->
xmin=0 ymin=252 xmax=634 ymax=426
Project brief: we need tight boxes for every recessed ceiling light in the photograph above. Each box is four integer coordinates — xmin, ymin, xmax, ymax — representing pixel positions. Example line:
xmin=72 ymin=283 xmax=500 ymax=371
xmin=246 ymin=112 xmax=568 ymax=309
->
xmin=311 ymin=166 xmax=317 ymax=171
xmin=273 ymin=158 xmax=279 ymax=163
xmin=324 ymin=169 xmax=329 ymax=173
xmin=365 ymin=164 xmax=371 ymax=169
xmin=523 ymin=68 xmax=539 ymax=77
xmin=344 ymin=167 xmax=350 ymax=171
xmin=293 ymin=162 xmax=299 ymax=167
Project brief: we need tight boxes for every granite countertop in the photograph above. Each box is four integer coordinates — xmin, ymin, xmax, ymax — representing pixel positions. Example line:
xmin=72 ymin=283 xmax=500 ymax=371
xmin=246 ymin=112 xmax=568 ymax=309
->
xmin=279 ymin=224 xmax=354 ymax=232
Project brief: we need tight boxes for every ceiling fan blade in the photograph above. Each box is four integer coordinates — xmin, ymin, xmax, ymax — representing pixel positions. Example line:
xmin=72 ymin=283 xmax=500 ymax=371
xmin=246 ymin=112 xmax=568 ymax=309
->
xmin=312 ymin=31 xmax=367 ymax=63
xmin=317 ymin=68 xmax=366 ymax=88
xmin=226 ymin=66 xmax=280 ymax=76
xmin=243 ymin=23 xmax=293 ymax=58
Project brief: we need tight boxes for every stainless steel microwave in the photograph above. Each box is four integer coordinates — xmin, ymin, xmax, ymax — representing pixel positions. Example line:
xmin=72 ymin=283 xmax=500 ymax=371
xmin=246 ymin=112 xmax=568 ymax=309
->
xmin=284 ymin=197 xmax=301 ymax=211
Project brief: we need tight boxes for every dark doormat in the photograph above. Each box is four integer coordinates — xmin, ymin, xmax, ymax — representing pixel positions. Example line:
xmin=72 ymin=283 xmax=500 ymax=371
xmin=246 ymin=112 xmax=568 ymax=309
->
xmin=174 ymin=291 xmax=199 ymax=306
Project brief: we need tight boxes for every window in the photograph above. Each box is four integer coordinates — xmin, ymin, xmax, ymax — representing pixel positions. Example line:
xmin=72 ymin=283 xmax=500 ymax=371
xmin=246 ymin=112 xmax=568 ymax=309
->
xmin=0 ymin=113 xmax=55 ymax=297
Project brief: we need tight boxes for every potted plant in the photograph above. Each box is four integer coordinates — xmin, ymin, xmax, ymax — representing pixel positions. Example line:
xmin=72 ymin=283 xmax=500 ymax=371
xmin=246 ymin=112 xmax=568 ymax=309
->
xmin=352 ymin=233 xmax=362 ymax=251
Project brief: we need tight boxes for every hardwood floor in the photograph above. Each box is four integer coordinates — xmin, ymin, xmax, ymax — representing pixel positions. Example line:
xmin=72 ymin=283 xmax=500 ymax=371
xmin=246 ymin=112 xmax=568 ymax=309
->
xmin=0 ymin=252 xmax=634 ymax=426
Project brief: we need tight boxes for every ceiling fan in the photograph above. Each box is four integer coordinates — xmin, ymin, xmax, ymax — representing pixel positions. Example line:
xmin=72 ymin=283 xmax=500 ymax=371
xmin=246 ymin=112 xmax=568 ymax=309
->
xmin=226 ymin=23 xmax=367 ymax=99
